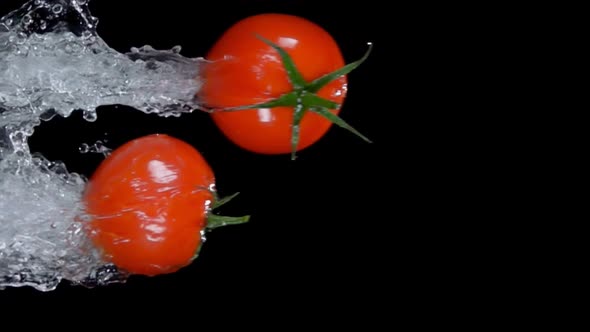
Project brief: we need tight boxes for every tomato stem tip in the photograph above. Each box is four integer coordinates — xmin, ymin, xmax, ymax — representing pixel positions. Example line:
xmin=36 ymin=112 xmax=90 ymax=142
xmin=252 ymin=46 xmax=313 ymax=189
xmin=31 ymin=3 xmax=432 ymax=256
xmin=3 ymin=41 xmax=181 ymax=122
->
xmin=207 ymin=191 xmax=250 ymax=229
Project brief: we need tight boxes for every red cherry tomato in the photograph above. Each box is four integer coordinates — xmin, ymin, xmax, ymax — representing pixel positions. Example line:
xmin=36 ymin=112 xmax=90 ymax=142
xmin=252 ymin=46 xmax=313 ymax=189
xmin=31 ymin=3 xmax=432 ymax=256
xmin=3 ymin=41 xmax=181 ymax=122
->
xmin=81 ymin=134 xmax=248 ymax=276
xmin=198 ymin=13 xmax=371 ymax=159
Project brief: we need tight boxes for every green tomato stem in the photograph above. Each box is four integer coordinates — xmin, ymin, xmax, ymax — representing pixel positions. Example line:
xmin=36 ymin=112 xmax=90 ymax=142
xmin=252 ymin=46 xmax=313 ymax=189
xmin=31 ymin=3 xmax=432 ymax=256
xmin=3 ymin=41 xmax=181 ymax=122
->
xmin=206 ymin=191 xmax=250 ymax=230
xmin=219 ymin=36 xmax=374 ymax=160
xmin=207 ymin=214 xmax=250 ymax=229
xmin=190 ymin=191 xmax=249 ymax=262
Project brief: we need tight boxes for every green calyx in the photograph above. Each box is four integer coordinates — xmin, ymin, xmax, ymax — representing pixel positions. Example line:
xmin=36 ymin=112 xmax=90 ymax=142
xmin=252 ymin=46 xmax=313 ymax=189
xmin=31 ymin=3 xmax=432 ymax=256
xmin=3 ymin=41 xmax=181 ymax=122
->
xmin=221 ymin=35 xmax=374 ymax=160
xmin=190 ymin=192 xmax=249 ymax=262
xmin=206 ymin=191 xmax=250 ymax=230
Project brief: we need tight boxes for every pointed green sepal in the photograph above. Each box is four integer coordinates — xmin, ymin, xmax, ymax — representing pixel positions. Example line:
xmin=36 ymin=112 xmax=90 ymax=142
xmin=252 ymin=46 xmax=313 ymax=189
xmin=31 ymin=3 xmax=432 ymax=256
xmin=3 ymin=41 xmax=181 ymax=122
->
xmin=311 ymin=106 xmax=372 ymax=143
xmin=301 ymin=93 xmax=340 ymax=110
xmin=207 ymin=214 xmax=250 ymax=230
xmin=290 ymin=103 xmax=307 ymax=160
xmin=307 ymin=42 xmax=373 ymax=94
xmin=221 ymin=92 xmax=298 ymax=112
xmin=256 ymin=35 xmax=307 ymax=89
xmin=206 ymin=192 xmax=250 ymax=230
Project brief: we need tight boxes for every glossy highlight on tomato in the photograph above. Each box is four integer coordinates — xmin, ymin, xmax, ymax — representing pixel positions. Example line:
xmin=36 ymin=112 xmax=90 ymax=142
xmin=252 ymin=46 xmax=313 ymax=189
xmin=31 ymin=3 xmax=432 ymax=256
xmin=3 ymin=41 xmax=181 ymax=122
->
xmin=198 ymin=13 xmax=371 ymax=159
xmin=81 ymin=134 xmax=248 ymax=276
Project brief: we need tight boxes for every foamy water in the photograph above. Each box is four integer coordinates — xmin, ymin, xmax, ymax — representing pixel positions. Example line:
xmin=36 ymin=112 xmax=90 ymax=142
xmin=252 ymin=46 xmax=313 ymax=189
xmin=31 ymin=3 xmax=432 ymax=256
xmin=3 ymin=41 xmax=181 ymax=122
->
xmin=0 ymin=0 xmax=209 ymax=291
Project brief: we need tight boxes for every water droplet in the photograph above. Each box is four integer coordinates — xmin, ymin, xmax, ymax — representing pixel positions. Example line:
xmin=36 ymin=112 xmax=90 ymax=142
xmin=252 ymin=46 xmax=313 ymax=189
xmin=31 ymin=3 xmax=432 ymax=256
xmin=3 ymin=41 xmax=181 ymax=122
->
xmin=39 ymin=20 xmax=46 ymax=31
xmin=23 ymin=15 xmax=32 ymax=25
xmin=79 ymin=143 xmax=89 ymax=153
xmin=81 ymin=30 xmax=92 ymax=39
xmin=10 ymin=131 xmax=26 ymax=143
xmin=22 ymin=126 xmax=35 ymax=136
xmin=172 ymin=45 xmax=182 ymax=53
xmin=77 ymin=0 xmax=88 ymax=5
xmin=52 ymin=4 xmax=63 ymax=14
xmin=5 ymin=18 xmax=13 ymax=26
xmin=82 ymin=110 xmax=97 ymax=122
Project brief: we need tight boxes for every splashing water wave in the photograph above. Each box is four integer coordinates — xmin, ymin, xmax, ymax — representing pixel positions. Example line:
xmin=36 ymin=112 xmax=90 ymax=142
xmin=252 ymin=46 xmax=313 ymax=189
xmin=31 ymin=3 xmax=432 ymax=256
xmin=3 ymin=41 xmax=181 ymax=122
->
xmin=0 ymin=0 xmax=208 ymax=291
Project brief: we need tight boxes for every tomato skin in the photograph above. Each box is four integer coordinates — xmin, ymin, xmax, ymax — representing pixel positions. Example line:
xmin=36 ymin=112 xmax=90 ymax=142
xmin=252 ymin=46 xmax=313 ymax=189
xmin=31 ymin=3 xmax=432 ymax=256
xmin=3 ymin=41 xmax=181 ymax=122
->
xmin=82 ymin=134 xmax=215 ymax=276
xmin=199 ymin=13 xmax=347 ymax=155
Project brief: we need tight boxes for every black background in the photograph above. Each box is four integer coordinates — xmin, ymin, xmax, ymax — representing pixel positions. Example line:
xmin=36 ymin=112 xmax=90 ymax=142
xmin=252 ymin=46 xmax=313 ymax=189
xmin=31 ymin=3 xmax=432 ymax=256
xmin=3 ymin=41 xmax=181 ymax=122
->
xmin=0 ymin=0 xmax=399 ymax=318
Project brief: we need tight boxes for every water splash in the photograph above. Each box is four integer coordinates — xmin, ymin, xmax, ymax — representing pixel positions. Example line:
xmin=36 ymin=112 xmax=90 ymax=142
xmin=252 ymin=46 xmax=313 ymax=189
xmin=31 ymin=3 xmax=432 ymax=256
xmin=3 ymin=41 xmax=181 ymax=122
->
xmin=0 ymin=0 xmax=208 ymax=291
xmin=78 ymin=140 xmax=111 ymax=156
